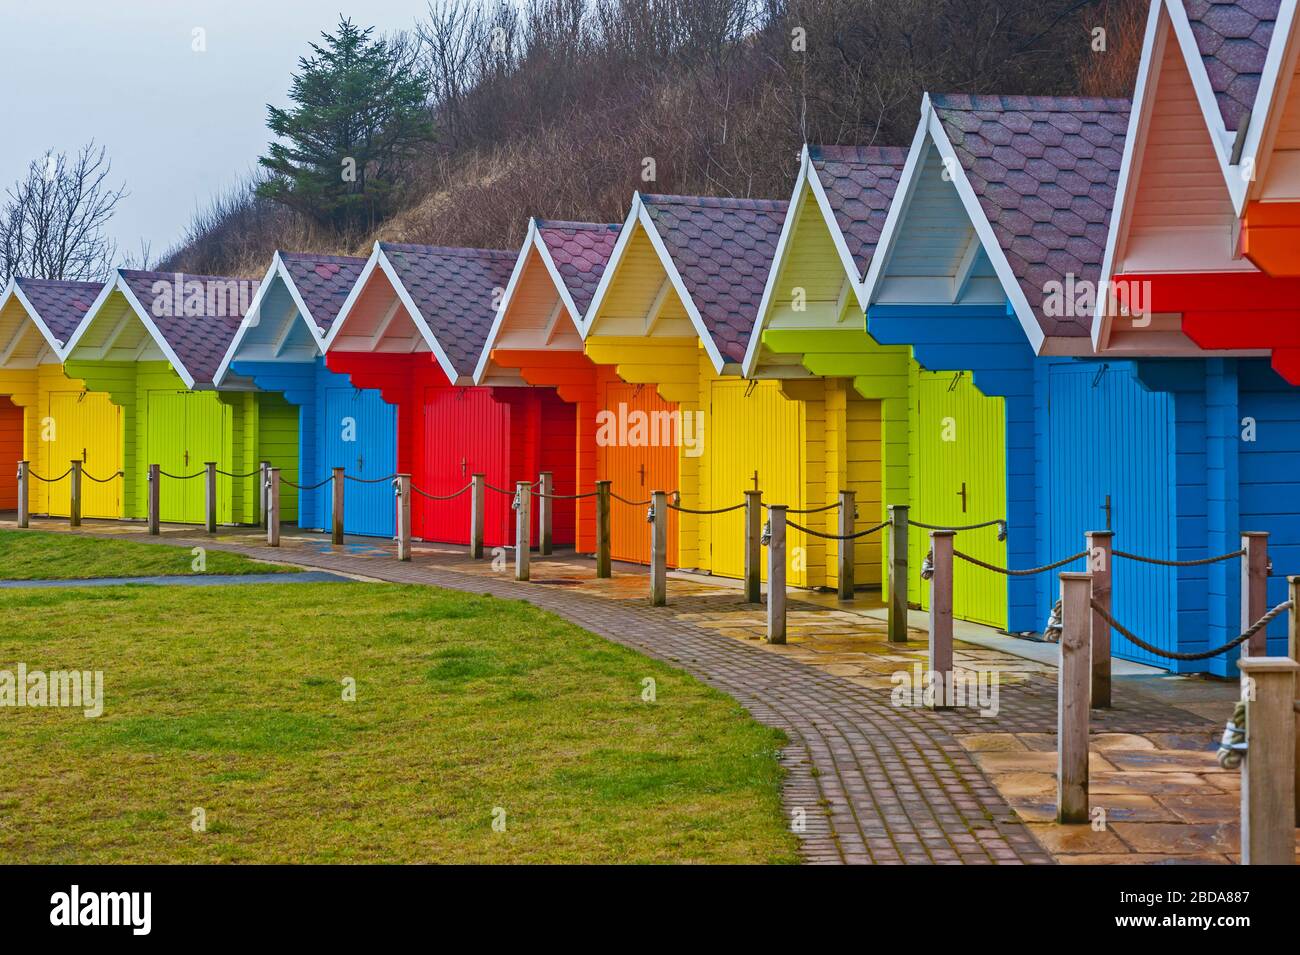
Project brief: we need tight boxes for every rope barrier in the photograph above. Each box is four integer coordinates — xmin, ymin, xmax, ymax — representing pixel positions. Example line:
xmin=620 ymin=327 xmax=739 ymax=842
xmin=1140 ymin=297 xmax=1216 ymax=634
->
xmin=344 ymin=473 xmax=399 ymax=485
xmin=911 ymin=517 xmax=1005 ymax=532
xmin=1092 ymin=598 xmax=1292 ymax=662
xmin=953 ymin=549 xmax=1088 ymax=577
xmin=611 ymin=492 xmax=651 ymax=507
xmin=215 ymin=468 xmax=262 ymax=479
xmin=158 ymin=470 xmax=204 ymax=481
xmin=411 ymin=482 xmax=473 ymax=501
xmin=484 ymin=482 xmax=515 ymax=495
xmin=530 ymin=488 xmax=599 ymax=500
xmin=283 ymin=476 xmax=335 ymax=491
xmin=765 ymin=500 xmax=842 ymax=515
xmin=82 ymin=470 xmax=124 ymax=483
xmin=786 ymin=518 xmax=890 ymax=540
xmin=1113 ymin=548 xmax=1245 ymax=568
xmin=27 ymin=468 xmax=72 ymax=483
xmin=667 ymin=501 xmax=745 ymax=515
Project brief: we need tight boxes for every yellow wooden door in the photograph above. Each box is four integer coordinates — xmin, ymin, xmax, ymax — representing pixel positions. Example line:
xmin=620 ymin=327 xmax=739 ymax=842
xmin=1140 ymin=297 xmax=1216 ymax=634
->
xmin=708 ymin=379 xmax=804 ymax=584
xmin=914 ymin=371 xmax=1007 ymax=628
xmin=45 ymin=391 xmax=122 ymax=518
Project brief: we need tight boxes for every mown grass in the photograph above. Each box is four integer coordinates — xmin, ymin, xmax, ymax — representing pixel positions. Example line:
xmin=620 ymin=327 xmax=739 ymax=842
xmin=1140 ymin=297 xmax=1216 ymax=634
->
xmin=0 ymin=530 xmax=294 ymax=579
xmin=0 ymin=582 xmax=796 ymax=863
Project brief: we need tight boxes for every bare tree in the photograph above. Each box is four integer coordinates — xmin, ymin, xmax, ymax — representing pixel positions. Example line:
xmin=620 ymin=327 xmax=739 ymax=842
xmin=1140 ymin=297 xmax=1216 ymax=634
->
xmin=1 ymin=143 xmax=126 ymax=284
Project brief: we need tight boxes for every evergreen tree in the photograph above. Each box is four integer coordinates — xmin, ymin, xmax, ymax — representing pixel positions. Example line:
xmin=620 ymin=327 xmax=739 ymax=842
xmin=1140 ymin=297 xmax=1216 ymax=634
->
xmin=257 ymin=18 xmax=433 ymax=232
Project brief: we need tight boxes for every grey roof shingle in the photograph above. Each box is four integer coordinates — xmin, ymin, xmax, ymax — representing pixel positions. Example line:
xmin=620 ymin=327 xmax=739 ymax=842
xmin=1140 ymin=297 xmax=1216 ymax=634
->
xmin=1183 ymin=0 xmax=1279 ymax=132
xmin=379 ymin=243 xmax=516 ymax=378
xmin=641 ymin=194 xmax=788 ymax=363
xmin=808 ymin=146 xmax=909 ymax=278
xmin=932 ymin=94 xmax=1130 ymax=340
xmin=13 ymin=277 xmax=105 ymax=345
xmin=536 ymin=221 xmax=619 ymax=317
xmin=118 ymin=270 xmax=258 ymax=387
xmin=278 ymin=252 xmax=367 ymax=333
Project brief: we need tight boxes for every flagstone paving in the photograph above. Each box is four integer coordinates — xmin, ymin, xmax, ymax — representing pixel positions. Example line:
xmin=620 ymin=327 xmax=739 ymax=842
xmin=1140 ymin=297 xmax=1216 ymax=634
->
xmin=11 ymin=518 xmax=1293 ymax=865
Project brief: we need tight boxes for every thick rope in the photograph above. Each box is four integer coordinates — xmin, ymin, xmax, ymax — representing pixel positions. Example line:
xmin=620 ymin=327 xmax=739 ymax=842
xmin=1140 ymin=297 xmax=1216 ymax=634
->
xmin=82 ymin=470 xmax=124 ymax=483
xmin=283 ymin=476 xmax=335 ymax=491
xmin=530 ymin=489 xmax=599 ymax=500
xmin=786 ymin=518 xmax=890 ymax=540
xmin=158 ymin=470 xmax=204 ymax=481
xmin=953 ymin=549 xmax=1088 ymax=577
xmin=484 ymin=482 xmax=516 ymax=495
xmin=1092 ymin=598 xmax=1292 ymax=662
xmin=1113 ymin=548 xmax=1245 ymax=567
xmin=411 ymin=483 xmax=473 ymax=501
xmin=611 ymin=492 xmax=652 ymax=507
xmin=215 ymin=468 xmax=262 ymax=479
xmin=765 ymin=500 xmax=841 ymax=515
xmin=911 ymin=517 xmax=1004 ymax=532
xmin=28 ymin=468 xmax=72 ymax=483
xmin=668 ymin=501 xmax=745 ymax=515
xmin=344 ymin=474 xmax=399 ymax=485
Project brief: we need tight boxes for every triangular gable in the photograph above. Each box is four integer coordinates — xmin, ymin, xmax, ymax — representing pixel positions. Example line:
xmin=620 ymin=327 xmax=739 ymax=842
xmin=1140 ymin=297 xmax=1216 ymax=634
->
xmin=865 ymin=93 xmax=1124 ymax=356
xmin=743 ymin=144 xmax=906 ymax=374
xmin=581 ymin=192 xmax=786 ymax=372
xmin=1239 ymin=1 xmax=1300 ymax=204
xmin=473 ymin=218 xmax=618 ymax=384
xmin=64 ymin=270 xmax=256 ymax=389
xmin=214 ymin=251 xmax=366 ymax=386
xmin=0 ymin=277 xmax=104 ymax=367
xmin=326 ymin=242 xmax=515 ymax=385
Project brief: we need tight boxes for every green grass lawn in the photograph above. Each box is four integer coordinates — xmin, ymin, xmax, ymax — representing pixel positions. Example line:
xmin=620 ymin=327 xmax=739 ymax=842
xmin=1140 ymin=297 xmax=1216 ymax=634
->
xmin=0 ymin=529 xmax=294 ymax=579
xmin=0 ymin=581 xmax=797 ymax=863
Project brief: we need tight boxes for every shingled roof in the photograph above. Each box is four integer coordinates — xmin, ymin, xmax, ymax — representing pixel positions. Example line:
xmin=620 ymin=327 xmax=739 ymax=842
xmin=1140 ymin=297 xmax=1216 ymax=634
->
xmin=641 ymin=194 xmax=788 ymax=363
xmin=117 ymin=270 xmax=259 ymax=388
xmin=13 ymin=277 xmax=105 ymax=346
xmin=808 ymin=146 xmax=909 ymax=278
xmin=536 ymin=221 xmax=620 ymax=316
xmin=279 ymin=252 xmax=367 ymax=333
xmin=1183 ymin=0 xmax=1279 ymax=132
xmin=379 ymin=243 xmax=516 ymax=379
xmin=931 ymin=94 xmax=1130 ymax=340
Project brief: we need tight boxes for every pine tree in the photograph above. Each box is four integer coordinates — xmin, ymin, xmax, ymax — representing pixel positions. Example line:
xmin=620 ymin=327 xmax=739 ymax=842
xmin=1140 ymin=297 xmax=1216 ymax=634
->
xmin=257 ymin=18 xmax=433 ymax=232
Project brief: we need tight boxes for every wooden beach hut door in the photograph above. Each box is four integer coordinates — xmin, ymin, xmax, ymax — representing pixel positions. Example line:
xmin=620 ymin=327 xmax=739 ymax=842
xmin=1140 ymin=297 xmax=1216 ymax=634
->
xmin=915 ymin=371 xmax=1007 ymax=629
xmin=1047 ymin=364 xmax=1174 ymax=666
xmin=148 ymin=392 xmax=230 ymax=524
xmin=44 ymin=390 xmax=122 ymax=518
xmin=418 ymin=386 xmax=510 ymax=546
xmin=708 ymin=379 xmax=803 ymax=585
xmin=603 ymin=381 xmax=679 ymax=565
xmin=322 ymin=384 xmax=397 ymax=537
xmin=0 ymin=397 xmax=22 ymax=510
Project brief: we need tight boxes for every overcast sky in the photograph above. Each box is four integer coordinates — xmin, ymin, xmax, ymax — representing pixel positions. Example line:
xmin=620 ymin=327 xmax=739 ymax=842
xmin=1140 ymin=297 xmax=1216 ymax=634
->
xmin=0 ymin=0 xmax=428 ymax=262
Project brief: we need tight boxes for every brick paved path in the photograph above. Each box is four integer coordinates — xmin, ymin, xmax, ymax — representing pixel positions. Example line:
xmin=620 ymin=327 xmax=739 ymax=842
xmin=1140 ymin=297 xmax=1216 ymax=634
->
xmin=35 ymin=525 xmax=1217 ymax=865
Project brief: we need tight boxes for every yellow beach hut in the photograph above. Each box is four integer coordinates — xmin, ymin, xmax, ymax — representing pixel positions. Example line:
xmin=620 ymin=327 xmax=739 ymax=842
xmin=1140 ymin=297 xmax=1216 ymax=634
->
xmin=581 ymin=192 xmax=836 ymax=586
xmin=0 ymin=277 xmax=122 ymax=518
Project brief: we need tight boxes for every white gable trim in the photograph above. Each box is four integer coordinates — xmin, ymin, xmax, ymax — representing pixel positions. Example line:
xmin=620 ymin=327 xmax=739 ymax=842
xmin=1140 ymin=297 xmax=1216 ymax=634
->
xmin=63 ymin=272 xmax=197 ymax=388
xmin=1 ymin=280 xmax=72 ymax=359
xmin=1240 ymin=0 xmax=1300 ymax=207
xmin=861 ymin=108 xmax=933 ymax=308
xmin=579 ymin=202 xmax=640 ymax=337
xmin=473 ymin=221 xmax=537 ymax=384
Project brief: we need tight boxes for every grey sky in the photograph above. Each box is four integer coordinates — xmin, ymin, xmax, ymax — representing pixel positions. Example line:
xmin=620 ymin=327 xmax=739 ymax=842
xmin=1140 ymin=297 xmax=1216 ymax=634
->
xmin=0 ymin=0 xmax=427 ymax=263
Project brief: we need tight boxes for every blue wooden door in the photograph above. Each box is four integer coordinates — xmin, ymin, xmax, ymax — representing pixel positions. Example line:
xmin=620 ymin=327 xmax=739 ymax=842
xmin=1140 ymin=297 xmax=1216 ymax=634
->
xmin=320 ymin=383 xmax=397 ymax=537
xmin=1047 ymin=362 xmax=1175 ymax=666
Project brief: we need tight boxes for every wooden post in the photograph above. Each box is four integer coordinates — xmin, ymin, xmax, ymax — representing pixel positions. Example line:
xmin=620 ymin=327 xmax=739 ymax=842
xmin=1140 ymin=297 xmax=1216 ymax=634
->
xmin=927 ymin=530 xmax=954 ymax=708
xmin=595 ymin=480 xmax=612 ymax=578
xmin=16 ymin=461 xmax=29 ymax=528
xmin=266 ymin=468 xmax=281 ymax=547
xmin=837 ymin=489 xmax=855 ymax=601
xmin=204 ymin=461 xmax=217 ymax=533
xmin=470 ymin=473 xmax=486 ymax=559
xmin=1057 ymin=572 xmax=1093 ymax=825
xmin=69 ymin=460 xmax=82 ymax=527
xmin=395 ymin=475 xmax=411 ymax=562
xmin=147 ymin=464 xmax=160 ymax=535
xmin=744 ymin=489 xmax=762 ymax=603
xmin=888 ymin=504 xmax=909 ymax=643
xmin=514 ymin=481 xmax=530 ymax=580
xmin=1243 ymin=532 xmax=1270 ymax=657
xmin=1292 ymin=577 xmax=1300 ymax=827
xmin=767 ymin=505 xmax=787 ymax=644
xmin=538 ymin=471 xmax=553 ymax=556
xmin=650 ymin=490 xmax=667 ymax=606
xmin=1237 ymin=656 xmax=1299 ymax=864
xmin=331 ymin=467 xmax=345 ymax=545
xmin=258 ymin=461 xmax=270 ymax=529
xmin=1086 ymin=530 xmax=1113 ymax=709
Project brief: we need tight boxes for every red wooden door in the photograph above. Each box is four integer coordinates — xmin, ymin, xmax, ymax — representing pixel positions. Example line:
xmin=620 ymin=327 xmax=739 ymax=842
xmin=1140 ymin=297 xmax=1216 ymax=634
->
xmin=0 ymin=397 xmax=22 ymax=510
xmin=416 ymin=385 xmax=511 ymax=546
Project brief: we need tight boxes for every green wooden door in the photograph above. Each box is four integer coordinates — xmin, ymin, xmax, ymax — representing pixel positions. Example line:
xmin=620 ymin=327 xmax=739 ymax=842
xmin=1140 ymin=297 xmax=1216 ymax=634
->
xmin=913 ymin=371 xmax=1007 ymax=628
xmin=186 ymin=394 xmax=231 ymax=524
xmin=149 ymin=391 xmax=231 ymax=524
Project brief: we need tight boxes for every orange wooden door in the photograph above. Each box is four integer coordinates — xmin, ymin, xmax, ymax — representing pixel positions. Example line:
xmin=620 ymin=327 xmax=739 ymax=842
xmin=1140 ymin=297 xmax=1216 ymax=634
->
xmin=600 ymin=380 xmax=679 ymax=565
